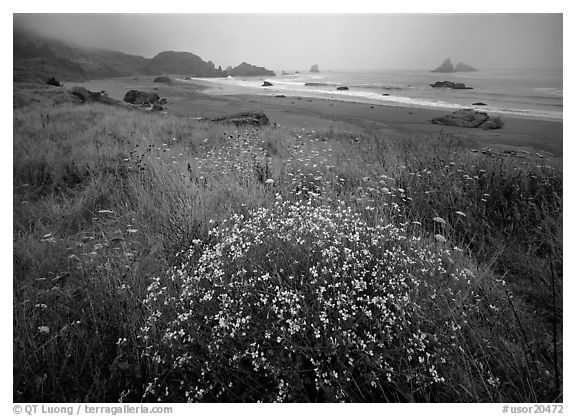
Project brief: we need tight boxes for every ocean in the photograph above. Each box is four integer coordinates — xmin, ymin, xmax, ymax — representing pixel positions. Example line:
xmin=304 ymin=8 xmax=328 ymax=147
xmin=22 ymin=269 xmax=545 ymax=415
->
xmin=183 ymin=69 xmax=562 ymax=121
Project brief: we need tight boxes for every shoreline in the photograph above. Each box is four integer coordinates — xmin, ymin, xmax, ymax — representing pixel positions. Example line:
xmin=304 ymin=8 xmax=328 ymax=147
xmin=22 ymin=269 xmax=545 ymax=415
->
xmin=67 ymin=77 xmax=564 ymax=157
xmin=178 ymin=77 xmax=563 ymax=123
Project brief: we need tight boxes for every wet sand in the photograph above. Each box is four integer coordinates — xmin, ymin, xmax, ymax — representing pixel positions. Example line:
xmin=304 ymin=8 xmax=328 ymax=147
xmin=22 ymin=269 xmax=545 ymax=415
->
xmin=73 ymin=76 xmax=563 ymax=156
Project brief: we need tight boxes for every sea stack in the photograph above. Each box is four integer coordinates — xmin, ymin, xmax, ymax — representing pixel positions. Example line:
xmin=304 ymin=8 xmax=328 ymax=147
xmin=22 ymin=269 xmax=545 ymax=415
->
xmin=229 ymin=62 xmax=275 ymax=77
xmin=432 ymin=58 xmax=455 ymax=73
xmin=310 ymin=64 xmax=320 ymax=73
xmin=455 ymin=62 xmax=477 ymax=72
xmin=432 ymin=58 xmax=477 ymax=73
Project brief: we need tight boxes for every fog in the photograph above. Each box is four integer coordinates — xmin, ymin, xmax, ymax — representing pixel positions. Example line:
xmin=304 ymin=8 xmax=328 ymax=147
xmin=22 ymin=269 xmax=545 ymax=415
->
xmin=13 ymin=14 xmax=562 ymax=71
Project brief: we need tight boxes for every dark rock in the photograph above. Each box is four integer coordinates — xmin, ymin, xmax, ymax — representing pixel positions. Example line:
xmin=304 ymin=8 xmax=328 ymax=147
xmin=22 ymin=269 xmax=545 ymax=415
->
xmin=480 ymin=117 xmax=504 ymax=130
xmin=337 ymin=86 xmax=349 ymax=91
xmin=430 ymin=81 xmax=473 ymax=90
xmin=153 ymin=76 xmax=172 ymax=84
xmin=262 ymin=81 xmax=273 ymax=87
xmin=69 ymin=87 xmax=118 ymax=105
xmin=159 ymin=98 xmax=168 ymax=105
xmin=151 ymin=103 xmax=163 ymax=112
xmin=229 ymin=62 xmax=275 ymax=77
xmin=455 ymin=62 xmax=477 ymax=72
xmin=431 ymin=109 xmax=503 ymax=129
xmin=46 ymin=76 xmax=62 ymax=87
xmin=209 ymin=111 xmax=270 ymax=127
xmin=123 ymin=90 xmax=160 ymax=105
xmin=275 ymin=95 xmax=286 ymax=98
xmin=382 ymin=93 xmax=390 ymax=96
xmin=432 ymin=58 xmax=455 ymax=73
xmin=305 ymin=82 xmax=332 ymax=87
xmin=473 ymin=102 xmax=487 ymax=106
xmin=310 ymin=64 xmax=320 ymax=73
xmin=184 ymin=76 xmax=191 ymax=80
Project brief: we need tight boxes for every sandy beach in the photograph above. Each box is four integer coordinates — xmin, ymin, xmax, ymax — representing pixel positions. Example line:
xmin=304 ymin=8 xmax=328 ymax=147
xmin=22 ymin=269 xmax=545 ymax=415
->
xmin=74 ymin=76 xmax=563 ymax=157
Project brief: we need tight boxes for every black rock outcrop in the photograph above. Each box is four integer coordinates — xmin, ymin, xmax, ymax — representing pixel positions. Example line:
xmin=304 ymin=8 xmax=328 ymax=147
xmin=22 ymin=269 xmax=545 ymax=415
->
xmin=431 ymin=109 xmax=503 ymax=129
xmin=46 ymin=76 xmax=62 ymax=87
xmin=336 ymin=86 xmax=349 ymax=91
xmin=124 ymin=90 xmax=161 ymax=105
xmin=262 ymin=81 xmax=273 ymax=87
xmin=431 ymin=81 xmax=473 ymax=90
xmin=153 ymin=76 xmax=172 ymax=84
xmin=69 ymin=87 xmax=119 ymax=105
xmin=209 ymin=111 xmax=270 ymax=127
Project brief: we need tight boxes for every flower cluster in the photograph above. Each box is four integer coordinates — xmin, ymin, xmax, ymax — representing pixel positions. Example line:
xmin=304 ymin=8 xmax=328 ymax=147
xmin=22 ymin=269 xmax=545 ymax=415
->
xmin=142 ymin=197 xmax=477 ymax=402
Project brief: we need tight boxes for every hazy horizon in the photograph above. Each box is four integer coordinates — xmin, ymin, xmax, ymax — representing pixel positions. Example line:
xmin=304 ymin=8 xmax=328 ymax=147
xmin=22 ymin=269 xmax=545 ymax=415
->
xmin=14 ymin=14 xmax=563 ymax=72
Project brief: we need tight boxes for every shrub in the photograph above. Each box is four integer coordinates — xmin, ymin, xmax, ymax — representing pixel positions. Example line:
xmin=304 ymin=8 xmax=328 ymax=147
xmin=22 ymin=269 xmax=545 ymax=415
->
xmin=141 ymin=197 xmax=490 ymax=402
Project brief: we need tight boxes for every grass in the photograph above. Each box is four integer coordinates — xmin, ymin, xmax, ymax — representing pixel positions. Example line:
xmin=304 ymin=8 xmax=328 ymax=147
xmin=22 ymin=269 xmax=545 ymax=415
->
xmin=13 ymin=84 xmax=562 ymax=402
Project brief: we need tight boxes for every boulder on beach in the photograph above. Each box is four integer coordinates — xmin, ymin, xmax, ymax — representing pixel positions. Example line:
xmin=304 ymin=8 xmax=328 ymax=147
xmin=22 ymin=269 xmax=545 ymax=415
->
xmin=262 ymin=81 xmax=274 ymax=87
xmin=209 ymin=111 xmax=270 ymax=127
xmin=123 ymin=90 xmax=161 ymax=105
xmin=153 ymin=76 xmax=172 ymax=84
xmin=431 ymin=81 xmax=473 ymax=90
xmin=473 ymin=102 xmax=487 ymax=106
xmin=310 ymin=64 xmax=320 ymax=73
xmin=431 ymin=109 xmax=503 ymax=129
xmin=337 ymin=86 xmax=349 ymax=91
xmin=46 ymin=76 xmax=62 ymax=87
xmin=479 ymin=117 xmax=504 ymax=130
xmin=275 ymin=95 xmax=286 ymax=98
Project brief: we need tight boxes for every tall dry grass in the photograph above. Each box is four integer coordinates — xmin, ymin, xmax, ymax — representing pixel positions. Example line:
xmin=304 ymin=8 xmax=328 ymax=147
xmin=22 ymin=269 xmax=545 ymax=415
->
xmin=13 ymin=85 xmax=562 ymax=402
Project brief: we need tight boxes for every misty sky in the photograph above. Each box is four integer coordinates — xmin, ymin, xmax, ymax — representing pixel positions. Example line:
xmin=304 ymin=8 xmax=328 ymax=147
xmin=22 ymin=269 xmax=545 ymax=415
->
xmin=13 ymin=14 xmax=562 ymax=71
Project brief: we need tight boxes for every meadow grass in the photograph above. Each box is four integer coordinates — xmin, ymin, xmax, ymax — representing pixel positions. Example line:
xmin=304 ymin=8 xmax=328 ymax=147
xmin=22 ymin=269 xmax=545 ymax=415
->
xmin=13 ymin=85 xmax=562 ymax=402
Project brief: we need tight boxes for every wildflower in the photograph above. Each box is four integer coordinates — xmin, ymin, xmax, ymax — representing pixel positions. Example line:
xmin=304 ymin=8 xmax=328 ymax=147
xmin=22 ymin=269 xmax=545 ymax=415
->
xmin=463 ymin=268 xmax=476 ymax=278
xmin=455 ymin=211 xmax=467 ymax=217
xmin=38 ymin=326 xmax=50 ymax=334
xmin=265 ymin=178 xmax=275 ymax=185
xmin=433 ymin=217 xmax=447 ymax=225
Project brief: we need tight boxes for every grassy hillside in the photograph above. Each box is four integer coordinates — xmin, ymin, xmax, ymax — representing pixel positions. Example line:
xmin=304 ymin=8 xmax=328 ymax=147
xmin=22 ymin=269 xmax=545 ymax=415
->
xmin=13 ymin=84 xmax=562 ymax=402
